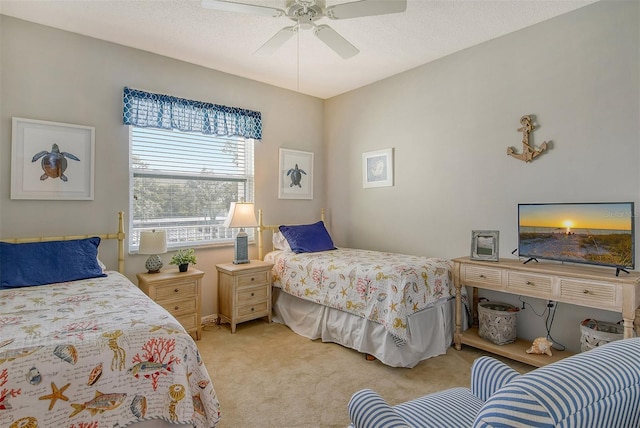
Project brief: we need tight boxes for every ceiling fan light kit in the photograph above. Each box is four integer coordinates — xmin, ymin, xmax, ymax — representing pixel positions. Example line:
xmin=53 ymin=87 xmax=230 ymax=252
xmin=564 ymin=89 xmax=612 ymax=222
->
xmin=201 ymin=0 xmax=407 ymax=58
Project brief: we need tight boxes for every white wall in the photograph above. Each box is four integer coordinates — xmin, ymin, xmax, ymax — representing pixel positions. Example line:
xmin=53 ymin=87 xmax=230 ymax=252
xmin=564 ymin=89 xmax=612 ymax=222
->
xmin=324 ymin=0 xmax=639 ymax=352
xmin=0 ymin=16 xmax=325 ymax=317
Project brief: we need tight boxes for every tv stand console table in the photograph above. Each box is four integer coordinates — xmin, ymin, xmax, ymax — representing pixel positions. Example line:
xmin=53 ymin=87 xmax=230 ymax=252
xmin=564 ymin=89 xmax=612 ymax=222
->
xmin=453 ymin=256 xmax=640 ymax=367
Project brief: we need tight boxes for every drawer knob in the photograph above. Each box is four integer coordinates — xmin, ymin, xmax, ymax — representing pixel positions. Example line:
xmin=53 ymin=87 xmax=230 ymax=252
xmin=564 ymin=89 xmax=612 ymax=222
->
xmin=174 ymin=306 xmax=179 ymax=310
xmin=174 ymin=288 xmax=179 ymax=293
xmin=251 ymin=292 xmax=255 ymax=297
xmin=479 ymin=274 xmax=486 ymax=279
xmin=526 ymin=281 xmax=534 ymax=286
xmin=583 ymin=290 xmax=591 ymax=294
xmin=251 ymin=307 xmax=255 ymax=312
xmin=251 ymin=277 xmax=255 ymax=281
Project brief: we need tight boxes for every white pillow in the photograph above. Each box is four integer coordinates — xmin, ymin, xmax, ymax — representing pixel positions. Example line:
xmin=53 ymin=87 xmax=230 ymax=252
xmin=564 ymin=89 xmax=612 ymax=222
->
xmin=272 ymin=232 xmax=291 ymax=251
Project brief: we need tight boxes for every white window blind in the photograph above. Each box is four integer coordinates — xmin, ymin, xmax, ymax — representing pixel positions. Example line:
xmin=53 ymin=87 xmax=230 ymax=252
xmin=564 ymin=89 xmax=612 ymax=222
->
xmin=129 ymin=127 xmax=254 ymax=250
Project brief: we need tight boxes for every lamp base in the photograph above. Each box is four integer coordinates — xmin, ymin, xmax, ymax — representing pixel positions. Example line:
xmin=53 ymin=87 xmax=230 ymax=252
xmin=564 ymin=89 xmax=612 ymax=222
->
xmin=233 ymin=231 xmax=250 ymax=264
xmin=145 ymin=254 xmax=163 ymax=273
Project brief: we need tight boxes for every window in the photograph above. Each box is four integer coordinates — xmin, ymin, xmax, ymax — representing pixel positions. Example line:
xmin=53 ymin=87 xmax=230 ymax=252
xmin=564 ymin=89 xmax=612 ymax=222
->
xmin=129 ymin=126 xmax=254 ymax=251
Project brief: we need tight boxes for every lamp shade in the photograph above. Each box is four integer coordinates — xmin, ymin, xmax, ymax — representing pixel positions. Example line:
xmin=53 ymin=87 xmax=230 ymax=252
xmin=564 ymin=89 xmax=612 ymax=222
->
xmin=139 ymin=230 xmax=167 ymax=255
xmin=223 ymin=202 xmax=258 ymax=229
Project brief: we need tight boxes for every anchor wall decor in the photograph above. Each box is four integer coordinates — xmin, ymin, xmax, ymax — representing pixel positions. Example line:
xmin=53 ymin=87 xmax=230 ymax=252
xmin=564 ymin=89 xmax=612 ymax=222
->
xmin=507 ymin=115 xmax=549 ymax=162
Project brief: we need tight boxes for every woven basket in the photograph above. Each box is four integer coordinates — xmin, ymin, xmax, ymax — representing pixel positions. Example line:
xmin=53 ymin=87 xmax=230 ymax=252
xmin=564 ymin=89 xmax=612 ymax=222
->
xmin=580 ymin=318 xmax=624 ymax=352
xmin=478 ymin=301 xmax=518 ymax=345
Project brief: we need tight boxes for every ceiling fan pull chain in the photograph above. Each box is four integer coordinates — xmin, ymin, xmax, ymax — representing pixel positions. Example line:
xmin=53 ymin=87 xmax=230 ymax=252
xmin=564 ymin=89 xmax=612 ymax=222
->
xmin=296 ymin=28 xmax=300 ymax=92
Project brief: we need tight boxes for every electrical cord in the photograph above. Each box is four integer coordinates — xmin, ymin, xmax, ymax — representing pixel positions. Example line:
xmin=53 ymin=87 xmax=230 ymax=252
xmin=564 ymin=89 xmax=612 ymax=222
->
xmin=544 ymin=302 xmax=566 ymax=351
xmin=518 ymin=296 xmax=566 ymax=351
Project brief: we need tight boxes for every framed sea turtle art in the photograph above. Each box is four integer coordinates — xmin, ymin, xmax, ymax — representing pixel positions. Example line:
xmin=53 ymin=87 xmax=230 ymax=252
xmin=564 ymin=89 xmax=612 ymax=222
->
xmin=278 ymin=148 xmax=313 ymax=200
xmin=11 ymin=117 xmax=95 ymax=200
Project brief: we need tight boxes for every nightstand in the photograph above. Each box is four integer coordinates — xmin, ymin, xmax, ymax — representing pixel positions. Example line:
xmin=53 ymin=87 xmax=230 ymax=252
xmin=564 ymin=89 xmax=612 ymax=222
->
xmin=216 ymin=260 xmax=273 ymax=333
xmin=137 ymin=267 xmax=204 ymax=340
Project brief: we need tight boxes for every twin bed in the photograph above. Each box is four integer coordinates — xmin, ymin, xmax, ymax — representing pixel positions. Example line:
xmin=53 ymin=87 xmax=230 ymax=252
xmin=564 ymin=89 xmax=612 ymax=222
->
xmin=258 ymin=210 xmax=467 ymax=368
xmin=0 ymin=213 xmax=220 ymax=428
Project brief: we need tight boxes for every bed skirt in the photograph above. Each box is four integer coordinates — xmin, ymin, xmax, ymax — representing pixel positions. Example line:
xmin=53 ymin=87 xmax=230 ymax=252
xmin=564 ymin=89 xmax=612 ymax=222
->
xmin=272 ymin=289 xmax=467 ymax=368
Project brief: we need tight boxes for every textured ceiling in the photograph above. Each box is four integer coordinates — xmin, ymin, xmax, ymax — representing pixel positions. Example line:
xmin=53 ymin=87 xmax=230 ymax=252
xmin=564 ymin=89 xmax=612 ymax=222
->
xmin=0 ymin=0 xmax=597 ymax=99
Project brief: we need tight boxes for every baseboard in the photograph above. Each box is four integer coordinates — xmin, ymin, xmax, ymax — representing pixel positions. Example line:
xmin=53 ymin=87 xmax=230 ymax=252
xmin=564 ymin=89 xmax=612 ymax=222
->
xmin=201 ymin=314 xmax=218 ymax=326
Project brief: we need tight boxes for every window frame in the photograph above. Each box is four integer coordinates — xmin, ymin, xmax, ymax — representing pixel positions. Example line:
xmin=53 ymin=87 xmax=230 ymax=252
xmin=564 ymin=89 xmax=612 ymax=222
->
xmin=127 ymin=126 xmax=255 ymax=253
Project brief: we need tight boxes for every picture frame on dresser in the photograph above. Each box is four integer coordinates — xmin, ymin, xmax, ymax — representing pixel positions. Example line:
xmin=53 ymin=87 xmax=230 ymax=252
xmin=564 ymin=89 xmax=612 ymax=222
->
xmin=471 ymin=230 xmax=499 ymax=261
xmin=11 ymin=117 xmax=95 ymax=200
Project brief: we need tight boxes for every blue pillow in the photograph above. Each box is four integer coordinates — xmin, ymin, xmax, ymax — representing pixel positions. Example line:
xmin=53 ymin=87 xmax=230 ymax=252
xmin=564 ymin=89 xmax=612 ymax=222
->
xmin=279 ymin=221 xmax=336 ymax=254
xmin=0 ymin=237 xmax=107 ymax=288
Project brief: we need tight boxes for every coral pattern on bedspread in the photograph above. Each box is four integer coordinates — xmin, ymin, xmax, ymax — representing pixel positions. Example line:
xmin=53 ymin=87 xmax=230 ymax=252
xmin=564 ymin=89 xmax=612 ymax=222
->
xmin=0 ymin=272 xmax=220 ymax=428
xmin=266 ymin=248 xmax=454 ymax=345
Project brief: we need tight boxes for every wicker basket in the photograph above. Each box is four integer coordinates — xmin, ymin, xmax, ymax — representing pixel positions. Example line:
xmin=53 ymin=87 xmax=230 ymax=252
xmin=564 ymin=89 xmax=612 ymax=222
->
xmin=580 ymin=318 xmax=624 ymax=352
xmin=478 ymin=301 xmax=518 ymax=345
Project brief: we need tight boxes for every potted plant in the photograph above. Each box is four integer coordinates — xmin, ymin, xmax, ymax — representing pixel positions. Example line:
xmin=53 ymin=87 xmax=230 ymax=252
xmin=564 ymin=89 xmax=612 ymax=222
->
xmin=170 ymin=248 xmax=197 ymax=272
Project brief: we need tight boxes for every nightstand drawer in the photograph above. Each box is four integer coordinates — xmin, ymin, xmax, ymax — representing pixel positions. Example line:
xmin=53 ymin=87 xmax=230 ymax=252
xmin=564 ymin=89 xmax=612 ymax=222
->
xmin=161 ymin=298 xmax=197 ymax=315
xmin=237 ymin=300 xmax=269 ymax=318
xmin=155 ymin=281 xmax=197 ymax=301
xmin=238 ymin=285 xmax=268 ymax=304
xmin=237 ymin=271 xmax=268 ymax=287
xmin=216 ymin=260 xmax=274 ymax=333
xmin=174 ymin=312 xmax=198 ymax=331
xmin=136 ymin=268 xmax=204 ymax=341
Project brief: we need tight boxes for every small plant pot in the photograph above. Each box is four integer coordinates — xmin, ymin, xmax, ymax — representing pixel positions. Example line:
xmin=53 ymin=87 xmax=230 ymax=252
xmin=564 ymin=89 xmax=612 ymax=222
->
xmin=179 ymin=263 xmax=189 ymax=272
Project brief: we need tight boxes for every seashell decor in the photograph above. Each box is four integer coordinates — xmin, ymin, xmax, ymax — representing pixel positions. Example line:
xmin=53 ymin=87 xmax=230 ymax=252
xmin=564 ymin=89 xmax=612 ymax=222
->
xmin=526 ymin=337 xmax=553 ymax=356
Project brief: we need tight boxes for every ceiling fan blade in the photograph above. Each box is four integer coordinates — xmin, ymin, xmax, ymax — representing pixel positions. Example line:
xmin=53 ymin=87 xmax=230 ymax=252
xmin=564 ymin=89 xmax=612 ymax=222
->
xmin=254 ymin=26 xmax=297 ymax=56
xmin=314 ymin=25 xmax=359 ymax=59
xmin=201 ymin=0 xmax=284 ymax=17
xmin=326 ymin=0 xmax=407 ymax=20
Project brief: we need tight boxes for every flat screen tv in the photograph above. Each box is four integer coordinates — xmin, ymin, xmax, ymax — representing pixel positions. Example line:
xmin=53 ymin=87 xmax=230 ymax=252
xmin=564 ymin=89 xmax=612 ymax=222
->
xmin=518 ymin=202 xmax=635 ymax=272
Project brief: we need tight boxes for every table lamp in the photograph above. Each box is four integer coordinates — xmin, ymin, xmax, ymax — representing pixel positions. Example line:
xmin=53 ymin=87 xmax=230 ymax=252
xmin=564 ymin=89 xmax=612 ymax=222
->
xmin=139 ymin=229 xmax=167 ymax=273
xmin=224 ymin=201 xmax=258 ymax=264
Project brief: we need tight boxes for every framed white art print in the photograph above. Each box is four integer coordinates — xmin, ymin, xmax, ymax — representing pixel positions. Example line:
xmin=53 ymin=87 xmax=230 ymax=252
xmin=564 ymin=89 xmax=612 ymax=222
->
xmin=363 ymin=148 xmax=393 ymax=188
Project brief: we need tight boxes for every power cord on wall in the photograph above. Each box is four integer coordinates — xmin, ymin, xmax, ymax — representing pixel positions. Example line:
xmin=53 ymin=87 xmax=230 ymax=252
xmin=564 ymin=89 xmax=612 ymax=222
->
xmin=518 ymin=297 xmax=567 ymax=351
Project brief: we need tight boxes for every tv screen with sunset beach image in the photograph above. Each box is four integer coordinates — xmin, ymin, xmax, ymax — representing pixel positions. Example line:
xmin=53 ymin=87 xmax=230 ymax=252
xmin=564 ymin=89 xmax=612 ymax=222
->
xmin=518 ymin=202 xmax=635 ymax=269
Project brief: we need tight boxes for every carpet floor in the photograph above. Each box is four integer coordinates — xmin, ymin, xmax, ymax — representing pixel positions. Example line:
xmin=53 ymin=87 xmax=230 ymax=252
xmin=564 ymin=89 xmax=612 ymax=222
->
xmin=197 ymin=320 xmax=532 ymax=428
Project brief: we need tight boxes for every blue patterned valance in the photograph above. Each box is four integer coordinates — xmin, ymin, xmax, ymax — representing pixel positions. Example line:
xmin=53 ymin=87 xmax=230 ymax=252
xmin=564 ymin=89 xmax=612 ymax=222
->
xmin=123 ymin=87 xmax=262 ymax=140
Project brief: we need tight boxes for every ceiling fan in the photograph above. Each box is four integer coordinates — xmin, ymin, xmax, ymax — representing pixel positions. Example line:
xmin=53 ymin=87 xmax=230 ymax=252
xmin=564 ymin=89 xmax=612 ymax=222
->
xmin=201 ymin=0 xmax=408 ymax=59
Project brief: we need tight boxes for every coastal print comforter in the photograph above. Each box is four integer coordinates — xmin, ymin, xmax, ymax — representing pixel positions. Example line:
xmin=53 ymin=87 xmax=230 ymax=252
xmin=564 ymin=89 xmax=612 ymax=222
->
xmin=266 ymin=248 xmax=455 ymax=345
xmin=0 ymin=272 xmax=220 ymax=428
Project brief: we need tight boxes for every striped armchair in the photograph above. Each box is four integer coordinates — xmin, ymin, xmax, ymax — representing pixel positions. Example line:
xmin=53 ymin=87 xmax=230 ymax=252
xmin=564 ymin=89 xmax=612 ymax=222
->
xmin=348 ymin=338 xmax=640 ymax=428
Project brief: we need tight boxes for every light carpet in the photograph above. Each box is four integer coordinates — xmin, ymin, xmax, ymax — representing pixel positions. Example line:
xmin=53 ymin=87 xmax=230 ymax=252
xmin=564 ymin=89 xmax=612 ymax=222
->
xmin=197 ymin=320 xmax=532 ymax=428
